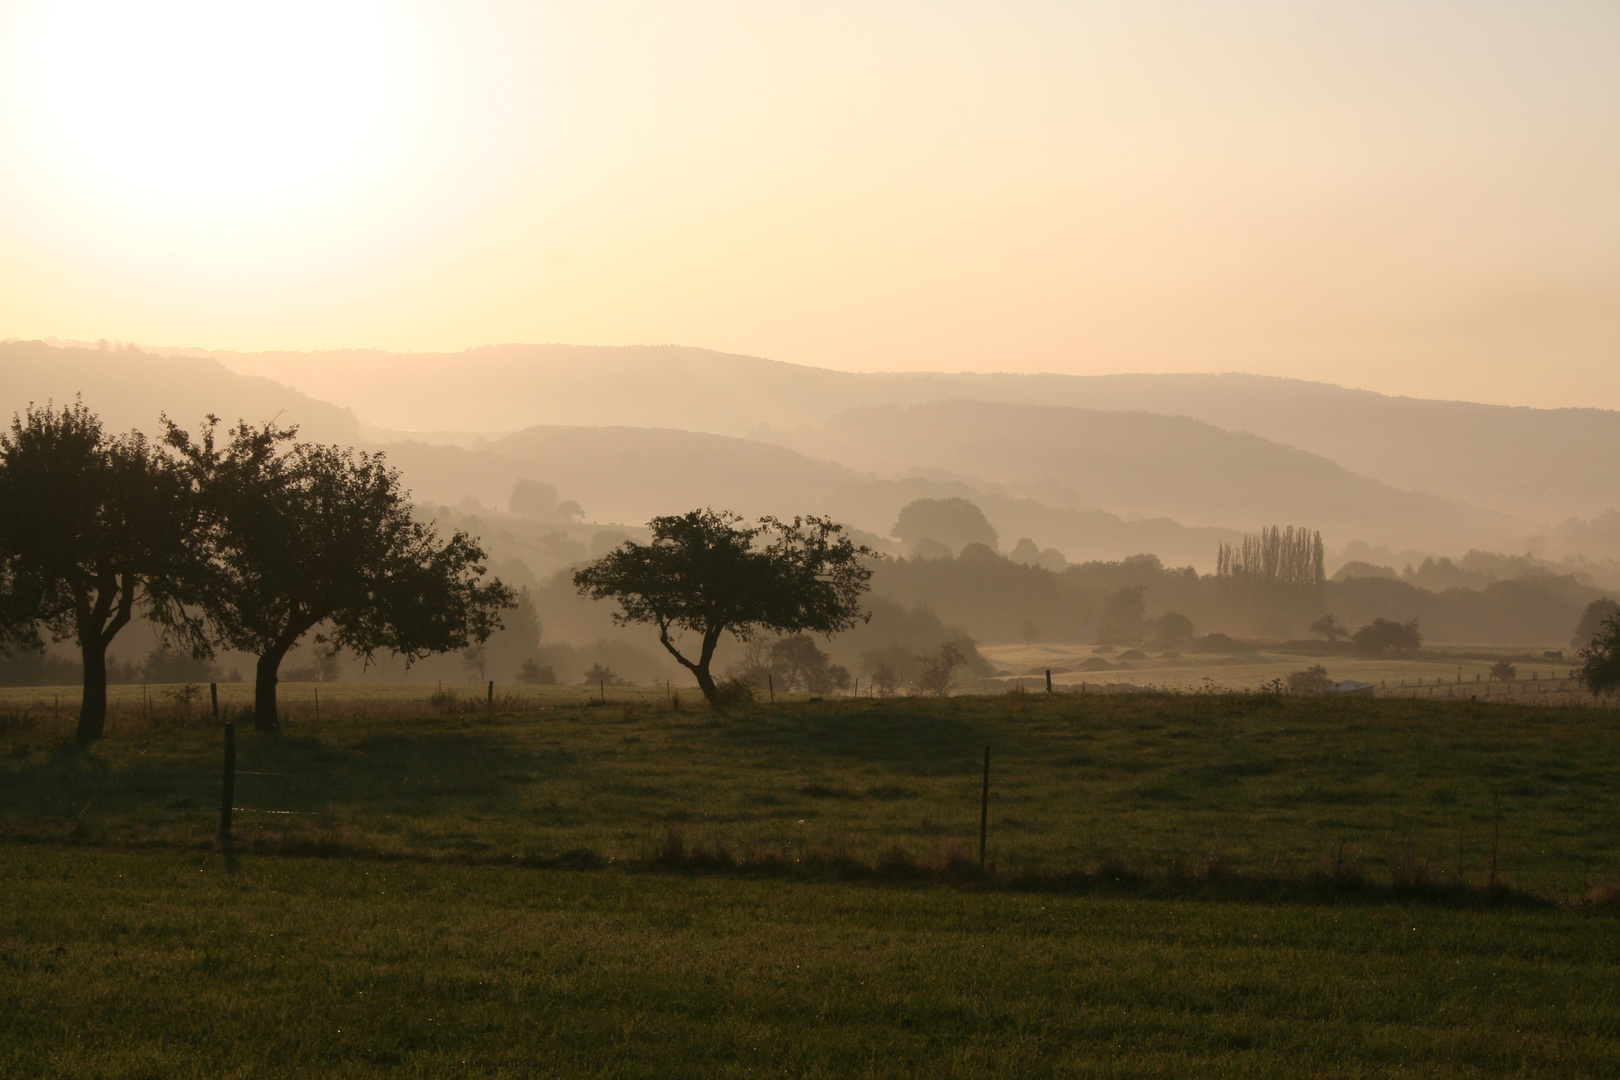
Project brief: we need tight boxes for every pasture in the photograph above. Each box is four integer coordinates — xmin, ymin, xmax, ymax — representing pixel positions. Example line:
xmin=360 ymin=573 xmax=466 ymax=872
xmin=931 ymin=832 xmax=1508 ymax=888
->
xmin=4 ymin=688 xmax=1619 ymax=1076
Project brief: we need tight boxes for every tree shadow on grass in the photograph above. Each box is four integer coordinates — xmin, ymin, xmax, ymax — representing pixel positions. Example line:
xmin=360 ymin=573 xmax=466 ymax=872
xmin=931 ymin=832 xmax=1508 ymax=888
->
xmin=0 ymin=728 xmax=570 ymax=826
xmin=715 ymin=701 xmax=1013 ymax=777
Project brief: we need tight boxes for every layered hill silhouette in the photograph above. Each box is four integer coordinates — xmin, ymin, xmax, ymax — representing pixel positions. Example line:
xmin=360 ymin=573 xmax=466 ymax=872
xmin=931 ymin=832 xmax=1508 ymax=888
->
xmin=195 ymin=342 xmax=1620 ymax=522
xmin=8 ymin=339 xmax=1616 ymax=562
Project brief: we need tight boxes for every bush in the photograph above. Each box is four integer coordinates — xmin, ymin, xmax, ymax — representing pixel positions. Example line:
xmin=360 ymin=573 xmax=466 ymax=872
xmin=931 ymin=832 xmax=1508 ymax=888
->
xmin=516 ymin=659 xmax=558 ymax=685
xmin=1489 ymin=660 xmax=1517 ymax=682
xmin=1287 ymin=665 xmax=1332 ymax=693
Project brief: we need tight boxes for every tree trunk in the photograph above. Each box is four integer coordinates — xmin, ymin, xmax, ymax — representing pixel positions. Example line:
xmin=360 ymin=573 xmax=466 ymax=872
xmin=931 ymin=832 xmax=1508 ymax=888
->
xmin=693 ymin=664 xmax=719 ymax=704
xmin=254 ymin=647 xmax=288 ymax=731
xmin=76 ymin=637 xmax=108 ymax=742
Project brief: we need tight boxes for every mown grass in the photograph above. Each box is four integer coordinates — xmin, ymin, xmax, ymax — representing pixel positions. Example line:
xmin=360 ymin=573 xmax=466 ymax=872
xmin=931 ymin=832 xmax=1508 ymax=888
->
xmin=3 ymin=692 xmax=1619 ymax=896
xmin=4 ymin=845 xmax=1619 ymax=1079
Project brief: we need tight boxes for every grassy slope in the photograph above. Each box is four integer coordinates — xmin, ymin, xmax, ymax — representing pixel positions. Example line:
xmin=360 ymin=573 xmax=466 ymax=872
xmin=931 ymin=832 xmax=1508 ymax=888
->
xmin=4 ymin=845 xmax=1619 ymax=1079
xmin=3 ymin=693 xmax=1618 ymax=891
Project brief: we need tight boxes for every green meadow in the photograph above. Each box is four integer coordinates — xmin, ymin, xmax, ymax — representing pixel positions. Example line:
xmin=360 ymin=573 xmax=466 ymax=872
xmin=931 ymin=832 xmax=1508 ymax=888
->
xmin=3 ymin=690 xmax=1619 ymax=1076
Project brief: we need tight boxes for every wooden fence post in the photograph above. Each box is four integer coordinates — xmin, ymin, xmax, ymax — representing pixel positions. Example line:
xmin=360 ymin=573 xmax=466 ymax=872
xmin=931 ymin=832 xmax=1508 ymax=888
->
xmin=979 ymin=745 xmax=990 ymax=869
xmin=1045 ymin=669 xmax=1052 ymax=694
xmin=218 ymin=720 xmax=235 ymax=846
xmin=488 ymin=680 xmax=494 ymax=715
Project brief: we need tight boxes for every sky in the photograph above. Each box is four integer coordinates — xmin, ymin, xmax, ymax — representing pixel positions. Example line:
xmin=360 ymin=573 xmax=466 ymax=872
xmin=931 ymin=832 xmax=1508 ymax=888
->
xmin=1 ymin=1 xmax=1617 ymax=410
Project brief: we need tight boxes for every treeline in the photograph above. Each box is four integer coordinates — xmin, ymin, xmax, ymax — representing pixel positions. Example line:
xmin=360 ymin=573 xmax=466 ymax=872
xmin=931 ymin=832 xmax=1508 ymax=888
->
xmin=872 ymin=539 xmax=1603 ymax=648
xmin=0 ymin=402 xmax=511 ymax=739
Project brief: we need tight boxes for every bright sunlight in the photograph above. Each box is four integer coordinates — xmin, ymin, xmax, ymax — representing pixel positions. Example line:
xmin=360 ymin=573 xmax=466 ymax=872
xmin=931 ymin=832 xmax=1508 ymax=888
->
xmin=20 ymin=0 xmax=413 ymax=226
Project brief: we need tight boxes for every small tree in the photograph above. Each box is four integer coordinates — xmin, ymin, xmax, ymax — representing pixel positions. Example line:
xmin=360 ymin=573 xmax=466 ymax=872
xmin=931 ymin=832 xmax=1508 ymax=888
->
xmin=1572 ymin=599 xmax=1620 ymax=651
xmin=460 ymin=644 xmax=489 ymax=683
xmin=170 ymin=420 xmax=513 ymax=730
xmin=1310 ymin=613 xmax=1348 ymax=643
xmin=915 ymin=641 xmax=966 ymax=697
xmin=1575 ymin=610 xmax=1620 ymax=695
xmin=0 ymin=402 xmax=205 ymax=740
xmin=1152 ymin=611 xmax=1194 ymax=646
xmin=1286 ymin=665 xmax=1332 ymax=693
xmin=1489 ymin=659 xmax=1517 ymax=682
xmin=1351 ymin=617 xmax=1421 ymax=656
xmin=574 ymin=509 xmax=873 ymax=705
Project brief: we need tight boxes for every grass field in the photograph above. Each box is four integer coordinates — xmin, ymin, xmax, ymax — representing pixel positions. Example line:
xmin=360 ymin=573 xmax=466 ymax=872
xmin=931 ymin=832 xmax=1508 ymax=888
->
xmin=4 ymin=689 xmax=1619 ymax=1076
xmin=4 ymin=845 xmax=1620 ymax=1078
xmin=3 ymin=688 xmax=1619 ymax=893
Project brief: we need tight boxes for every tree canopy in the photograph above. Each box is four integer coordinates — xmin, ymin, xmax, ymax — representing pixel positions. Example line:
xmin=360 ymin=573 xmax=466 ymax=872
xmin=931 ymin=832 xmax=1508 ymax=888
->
xmin=1576 ymin=609 xmax=1620 ymax=696
xmin=1352 ymin=617 xmax=1422 ymax=656
xmin=574 ymin=509 xmax=874 ymax=703
xmin=0 ymin=401 xmax=203 ymax=740
xmin=169 ymin=419 xmax=513 ymax=729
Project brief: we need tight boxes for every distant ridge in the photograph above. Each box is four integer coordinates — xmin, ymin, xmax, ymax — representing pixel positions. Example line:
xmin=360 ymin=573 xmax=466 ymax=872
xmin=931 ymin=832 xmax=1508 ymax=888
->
xmin=191 ymin=342 xmax=1620 ymax=522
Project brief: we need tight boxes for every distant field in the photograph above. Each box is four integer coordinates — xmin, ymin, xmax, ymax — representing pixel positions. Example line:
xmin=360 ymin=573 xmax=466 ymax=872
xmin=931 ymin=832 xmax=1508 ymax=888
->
xmin=4 ymin=845 xmax=1618 ymax=1079
xmin=981 ymin=643 xmax=1584 ymax=702
xmin=4 ymin=690 xmax=1618 ymax=895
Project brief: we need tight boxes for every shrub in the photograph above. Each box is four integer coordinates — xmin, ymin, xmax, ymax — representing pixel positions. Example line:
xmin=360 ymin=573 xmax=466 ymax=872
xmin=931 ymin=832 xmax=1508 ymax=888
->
xmin=1287 ymin=665 xmax=1332 ymax=693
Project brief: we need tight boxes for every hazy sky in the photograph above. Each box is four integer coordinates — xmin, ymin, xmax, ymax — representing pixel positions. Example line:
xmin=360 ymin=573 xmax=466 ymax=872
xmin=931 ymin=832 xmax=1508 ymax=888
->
xmin=2 ymin=1 xmax=1617 ymax=409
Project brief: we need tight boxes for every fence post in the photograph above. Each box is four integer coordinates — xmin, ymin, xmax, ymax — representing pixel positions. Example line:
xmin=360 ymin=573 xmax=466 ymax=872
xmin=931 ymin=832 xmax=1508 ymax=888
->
xmin=979 ymin=745 xmax=990 ymax=869
xmin=488 ymin=680 xmax=494 ymax=715
xmin=768 ymin=673 xmax=775 ymax=705
xmin=218 ymin=720 xmax=236 ymax=846
xmin=314 ymin=686 xmax=320 ymax=724
xmin=1045 ymin=669 xmax=1052 ymax=694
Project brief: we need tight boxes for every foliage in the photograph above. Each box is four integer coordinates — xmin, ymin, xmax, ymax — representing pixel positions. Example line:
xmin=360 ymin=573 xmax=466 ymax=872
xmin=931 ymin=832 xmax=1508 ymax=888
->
xmin=574 ymin=509 xmax=873 ymax=704
xmin=142 ymin=645 xmax=217 ymax=684
xmin=167 ymin=418 xmax=514 ymax=729
xmin=891 ymin=497 xmax=998 ymax=554
xmin=1216 ymin=526 xmax=1325 ymax=590
xmin=1490 ymin=659 xmax=1518 ymax=682
xmin=582 ymin=662 xmax=628 ymax=687
xmin=1285 ymin=664 xmax=1332 ymax=693
xmin=1309 ymin=613 xmax=1348 ymax=642
xmin=0 ymin=400 xmax=205 ymax=739
xmin=516 ymin=659 xmax=557 ymax=685
xmin=1151 ymin=610 xmax=1194 ymax=645
xmin=1573 ymin=598 xmax=1620 ymax=650
xmin=729 ymin=634 xmax=852 ymax=696
xmin=914 ymin=641 xmax=966 ymax=696
xmin=1099 ymin=585 xmax=1146 ymax=642
xmin=1352 ymin=617 xmax=1422 ymax=656
xmin=1576 ymin=610 xmax=1620 ymax=696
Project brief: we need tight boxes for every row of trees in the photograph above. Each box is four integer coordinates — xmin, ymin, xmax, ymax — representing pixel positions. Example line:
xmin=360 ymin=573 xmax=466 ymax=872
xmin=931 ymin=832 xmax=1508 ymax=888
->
xmin=0 ymin=402 xmax=513 ymax=738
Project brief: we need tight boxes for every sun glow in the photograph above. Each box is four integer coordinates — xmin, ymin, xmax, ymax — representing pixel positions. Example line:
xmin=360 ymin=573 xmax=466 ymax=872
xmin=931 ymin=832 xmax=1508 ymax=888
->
xmin=20 ymin=1 xmax=413 ymax=227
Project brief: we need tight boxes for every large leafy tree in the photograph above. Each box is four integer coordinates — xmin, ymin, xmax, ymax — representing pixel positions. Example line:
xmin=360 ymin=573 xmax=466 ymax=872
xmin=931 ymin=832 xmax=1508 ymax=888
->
xmin=1576 ymin=609 xmax=1620 ymax=696
xmin=574 ymin=509 xmax=874 ymax=704
xmin=170 ymin=420 xmax=514 ymax=730
xmin=0 ymin=401 xmax=204 ymax=741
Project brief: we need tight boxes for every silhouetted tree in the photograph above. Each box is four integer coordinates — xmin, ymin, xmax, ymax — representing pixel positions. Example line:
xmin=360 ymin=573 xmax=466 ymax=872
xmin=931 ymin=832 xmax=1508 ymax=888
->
xmin=892 ymin=497 xmax=998 ymax=555
xmin=1310 ymin=613 xmax=1348 ymax=642
xmin=574 ymin=509 xmax=873 ymax=705
xmin=0 ymin=401 xmax=204 ymax=740
xmin=1489 ymin=659 xmax=1517 ymax=682
xmin=914 ymin=641 xmax=966 ymax=697
xmin=169 ymin=420 xmax=513 ymax=730
xmin=1286 ymin=665 xmax=1332 ymax=693
xmin=1575 ymin=609 xmax=1620 ymax=696
xmin=1151 ymin=611 xmax=1193 ymax=646
xmin=1100 ymin=585 xmax=1146 ymax=642
xmin=1351 ymin=617 xmax=1422 ymax=656
xmin=1572 ymin=598 xmax=1620 ymax=651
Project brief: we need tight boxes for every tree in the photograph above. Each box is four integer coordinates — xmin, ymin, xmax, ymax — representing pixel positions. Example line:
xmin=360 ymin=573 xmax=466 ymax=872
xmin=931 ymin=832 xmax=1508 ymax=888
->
xmin=1489 ymin=660 xmax=1517 ymax=682
xmin=915 ymin=641 xmax=966 ymax=697
xmin=1100 ymin=586 xmax=1146 ymax=642
xmin=768 ymin=634 xmax=851 ymax=695
xmin=460 ymin=644 xmax=489 ymax=683
xmin=0 ymin=401 xmax=204 ymax=740
xmin=1351 ymin=617 xmax=1422 ymax=656
xmin=1310 ymin=613 xmax=1348 ymax=643
xmin=1152 ymin=611 xmax=1194 ymax=646
xmin=170 ymin=420 xmax=513 ymax=730
xmin=892 ymin=498 xmax=998 ymax=555
xmin=1575 ymin=609 xmax=1620 ymax=696
xmin=573 ymin=509 xmax=874 ymax=705
xmin=1572 ymin=598 xmax=1620 ymax=650
xmin=1286 ymin=665 xmax=1332 ymax=693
